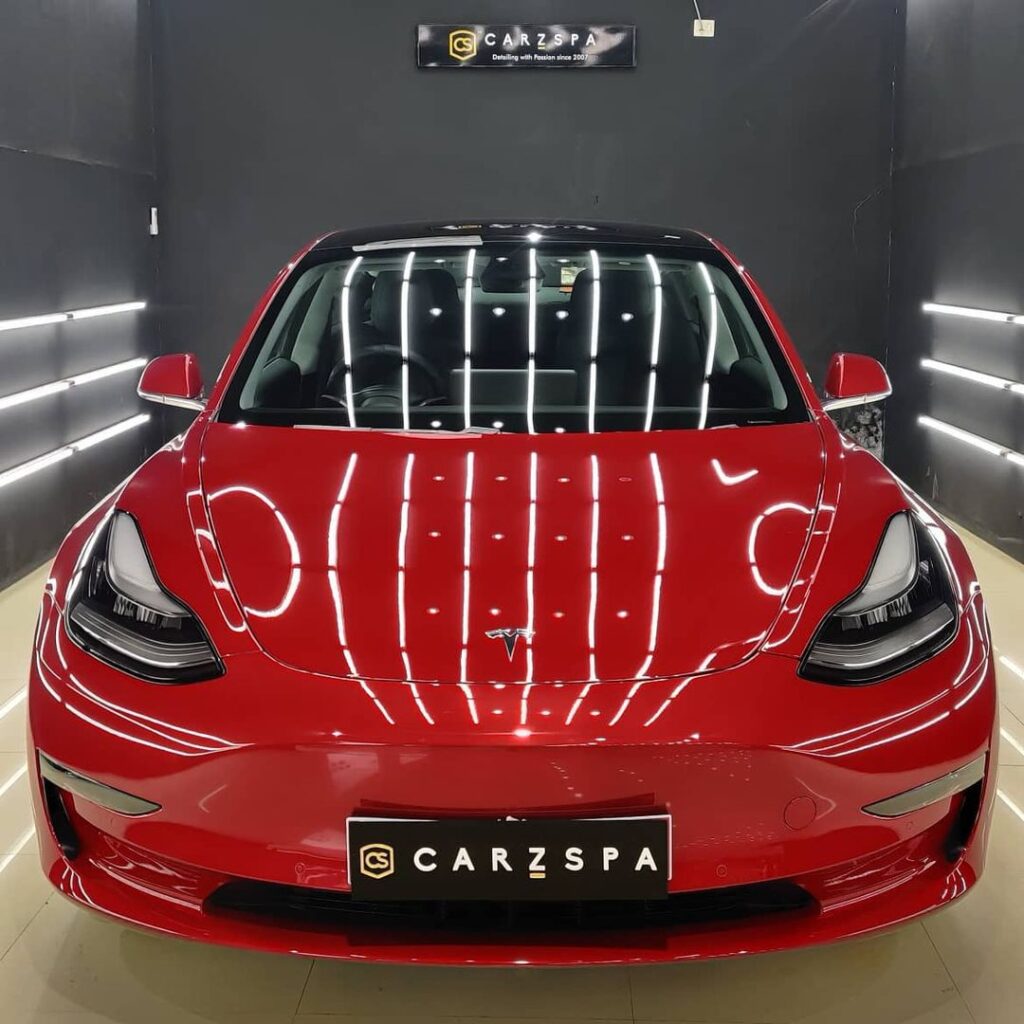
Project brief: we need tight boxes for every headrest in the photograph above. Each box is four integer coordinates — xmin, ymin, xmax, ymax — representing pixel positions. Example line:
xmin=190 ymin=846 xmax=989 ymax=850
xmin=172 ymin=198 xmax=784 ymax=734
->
xmin=369 ymin=271 xmax=427 ymax=338
xmin=349 ymin=270 xmax=374 ymax=318
xmin=480 ymin=252 xmax=533 ymax=293
xmin=415 ymin=268 xmax=460 ymax=315
xmin=253 ymin=357 xmax=301 ymax=409
xmin=369 ymin=269 xmax=461 ymax=338
xmin=568 ymin=269 xmax=654 ymax=322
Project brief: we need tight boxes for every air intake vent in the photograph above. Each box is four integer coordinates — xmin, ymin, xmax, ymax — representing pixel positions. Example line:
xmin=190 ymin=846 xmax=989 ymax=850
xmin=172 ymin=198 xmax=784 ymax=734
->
xmin=207 ymin=878 xmax=815 ymax=933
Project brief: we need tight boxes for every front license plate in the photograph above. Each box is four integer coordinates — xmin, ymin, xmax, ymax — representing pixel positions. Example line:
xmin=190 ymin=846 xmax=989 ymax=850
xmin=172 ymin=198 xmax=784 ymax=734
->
xmin=347 ymin=815 xmax=670 ymax=901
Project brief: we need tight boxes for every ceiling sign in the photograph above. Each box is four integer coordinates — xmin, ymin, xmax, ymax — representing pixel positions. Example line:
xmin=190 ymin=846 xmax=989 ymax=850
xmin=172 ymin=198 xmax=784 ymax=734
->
xmin=417 ymin=25 xmax=636 ymax=69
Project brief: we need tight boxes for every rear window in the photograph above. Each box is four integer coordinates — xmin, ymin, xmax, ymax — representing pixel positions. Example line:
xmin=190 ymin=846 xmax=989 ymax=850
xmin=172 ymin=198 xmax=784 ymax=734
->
xmin=221 ymin=242 xmax=807 ymax=433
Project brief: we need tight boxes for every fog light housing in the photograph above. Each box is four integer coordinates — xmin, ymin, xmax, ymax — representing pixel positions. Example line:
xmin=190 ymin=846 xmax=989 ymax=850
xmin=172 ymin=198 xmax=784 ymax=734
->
xmin=862 ymin=755 xmax=986 ymax=818
xmin=38 ymin=751 xmax=161 ymax=817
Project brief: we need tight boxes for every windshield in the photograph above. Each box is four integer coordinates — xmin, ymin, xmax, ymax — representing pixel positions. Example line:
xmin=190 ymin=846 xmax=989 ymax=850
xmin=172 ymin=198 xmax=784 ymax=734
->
xmin=220 ymin=242 xmax=807 ymax=433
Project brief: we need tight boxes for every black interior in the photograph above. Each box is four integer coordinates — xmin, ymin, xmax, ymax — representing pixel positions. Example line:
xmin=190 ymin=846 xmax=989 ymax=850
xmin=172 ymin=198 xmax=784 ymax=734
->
xmin=232 ymin=249 xmax=798 ymax=432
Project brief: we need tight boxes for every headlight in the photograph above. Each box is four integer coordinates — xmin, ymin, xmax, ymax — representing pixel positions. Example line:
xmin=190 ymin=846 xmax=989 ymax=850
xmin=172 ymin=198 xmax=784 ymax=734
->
xmin=66 ymin=511 xmax=222 ymax=682
xmin=801 ymin=511 xmax=957 ymax=684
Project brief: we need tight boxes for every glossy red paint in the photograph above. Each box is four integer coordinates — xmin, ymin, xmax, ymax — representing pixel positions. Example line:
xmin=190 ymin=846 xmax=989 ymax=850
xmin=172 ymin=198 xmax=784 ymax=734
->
xmin=28 ymin=224 xmax=997 ymax=965
xmin=824 ymin=352 xmax=893 ymax=405
xmin=137 ymin=353 xmax=204 ymax=402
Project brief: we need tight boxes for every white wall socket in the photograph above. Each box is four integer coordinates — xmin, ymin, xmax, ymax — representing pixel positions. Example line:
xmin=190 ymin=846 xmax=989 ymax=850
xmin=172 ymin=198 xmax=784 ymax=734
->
xmin=693 ymin=19 xmax=716 ymax=38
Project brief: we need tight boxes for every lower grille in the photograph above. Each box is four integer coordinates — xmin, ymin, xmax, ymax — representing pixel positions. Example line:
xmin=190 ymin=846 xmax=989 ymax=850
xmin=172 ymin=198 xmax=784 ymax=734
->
xmin=207 ymin=879 xmax=815 ymax=933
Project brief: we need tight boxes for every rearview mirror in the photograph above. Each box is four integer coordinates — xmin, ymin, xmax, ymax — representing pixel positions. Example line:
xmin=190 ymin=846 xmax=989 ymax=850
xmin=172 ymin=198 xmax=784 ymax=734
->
xmin=821 ymin=353 xmax=891 ymax=412
xmin=138 ymin=353 xmax=205 ymax=411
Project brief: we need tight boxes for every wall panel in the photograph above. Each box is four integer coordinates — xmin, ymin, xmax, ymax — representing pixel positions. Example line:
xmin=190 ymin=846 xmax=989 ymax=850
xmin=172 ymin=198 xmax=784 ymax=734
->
xmin=887 ymin=0 xmax=1024 ymax=559
xmin=0 ymin=1 xmax=159 ymax=589
xmin=152 ymin=0 xmax=899 ymax=391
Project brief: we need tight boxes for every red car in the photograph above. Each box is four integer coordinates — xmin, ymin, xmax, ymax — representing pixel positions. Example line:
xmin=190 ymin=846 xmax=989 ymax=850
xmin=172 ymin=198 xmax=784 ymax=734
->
xmin=29 ymin=222 xmax=996 ymax=965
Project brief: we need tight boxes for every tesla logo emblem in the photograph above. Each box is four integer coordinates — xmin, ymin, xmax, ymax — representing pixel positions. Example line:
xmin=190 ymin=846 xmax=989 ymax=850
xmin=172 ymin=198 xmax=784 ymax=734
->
xmin=485 ymin=627 xmax=534 ymax=660
xmin=449 ymin=28 xmax=477 ymax=61
xmin=359 ymin=843 xmax=395 ymax=879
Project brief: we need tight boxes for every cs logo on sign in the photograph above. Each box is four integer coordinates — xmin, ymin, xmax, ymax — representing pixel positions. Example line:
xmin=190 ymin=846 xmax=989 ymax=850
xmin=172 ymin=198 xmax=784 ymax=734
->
xmin=449 ymin=28 xmax=478 ymax=62
xmin=359 ymin=843 xmax=395 ymax=879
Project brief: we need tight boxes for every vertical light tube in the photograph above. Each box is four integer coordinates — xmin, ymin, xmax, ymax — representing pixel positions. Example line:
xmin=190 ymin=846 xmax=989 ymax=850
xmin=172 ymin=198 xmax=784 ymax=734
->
xmin=697 ymin=262 xmax=719 ymax=430
xmin=587 ymin=249 xmax=602 ymax=434
xmin=643 ymin=255 xmax=664 ymax=432
xmin=463 ymin=248 xmax=477 ymax=430
xmin=527 ymin=247 xmax=538 ymax=434
xmin=340 ymin=257 xmax=363 ymax=428
xmin=400 ymin=251 xmax=416 ymax=431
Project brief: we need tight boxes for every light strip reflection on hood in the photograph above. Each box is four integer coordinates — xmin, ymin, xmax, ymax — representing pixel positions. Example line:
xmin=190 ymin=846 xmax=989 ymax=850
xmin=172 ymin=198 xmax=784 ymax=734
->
xmin=459 ymin=452 xmax=478 ymax=724
xmin=635 ymin=453 xmax=666 ymax=678
xmin=524 ymin=451 xmax=539 ymax=694
xmin=644 ymin=650 xmax=716 ymax=728
xmin=326 ymin=455 xmax=394 ymax=725
xmin=327 ymin=456 xmax=360 ymax=666
xmin=746 ymin=502 xmax=814 ymax=597
xmin=588 ymin=453 xmax=600 ymax=682
xmin=711 ymin=458 xmax=758 ymax=486
xmin=396 ymin=454 xmax=433 ymax=725
xmin=207 ymin=486 xmax=300 ymax=618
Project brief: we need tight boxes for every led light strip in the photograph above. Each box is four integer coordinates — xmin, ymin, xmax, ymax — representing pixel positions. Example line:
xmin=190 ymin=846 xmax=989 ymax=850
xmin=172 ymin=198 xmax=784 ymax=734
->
xmin=0 ymin=413 xmax=150 ymax=490
xmin=922 ymin=301 xmax=1024 ymax=326
xmin=919 ymin=415 xmax=1024 ymax=468
xmin=0 ymin=358 xmax=147 ymax=412
xmin=921 ymin=358 xmax=1024 ymax=395
xmin=0 ymin=301 xmax=146 ymax=335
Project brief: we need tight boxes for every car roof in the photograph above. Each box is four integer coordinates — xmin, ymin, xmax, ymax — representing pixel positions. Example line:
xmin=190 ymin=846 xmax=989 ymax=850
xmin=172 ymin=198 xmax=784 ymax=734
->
xmin=311 ymin=220 xmax=716 ymax=254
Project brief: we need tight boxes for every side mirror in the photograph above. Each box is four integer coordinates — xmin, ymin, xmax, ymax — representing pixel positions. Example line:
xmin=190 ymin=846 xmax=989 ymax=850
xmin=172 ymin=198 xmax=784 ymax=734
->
xmin=138 ymin=354 xmax=205 ymax=411
xmin=821 ymin=353 xmax=891 ymax=412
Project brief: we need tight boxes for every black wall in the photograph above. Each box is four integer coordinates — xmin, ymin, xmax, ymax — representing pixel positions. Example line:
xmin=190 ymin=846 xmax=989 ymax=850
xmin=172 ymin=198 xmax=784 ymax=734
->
xmin=0 ymin=0 xmax=160 ymax=589
xmin=886 ymin=0 xmax=1024 ymax=560
xmin=152 ymin=0 xmax=899 ymax=393
xmin=10 ymin=0 xmax=1020 ymax=589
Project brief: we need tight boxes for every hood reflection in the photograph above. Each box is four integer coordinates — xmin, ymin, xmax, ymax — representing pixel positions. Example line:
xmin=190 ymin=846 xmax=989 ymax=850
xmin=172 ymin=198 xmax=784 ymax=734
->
xmin=202 ymin=422 xmax=825 ymax=688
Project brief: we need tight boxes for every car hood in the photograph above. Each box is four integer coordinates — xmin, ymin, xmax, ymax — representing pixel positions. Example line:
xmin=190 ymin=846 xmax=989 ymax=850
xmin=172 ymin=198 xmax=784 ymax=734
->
xmin=199 ymin=421 xmax=825 ymax=683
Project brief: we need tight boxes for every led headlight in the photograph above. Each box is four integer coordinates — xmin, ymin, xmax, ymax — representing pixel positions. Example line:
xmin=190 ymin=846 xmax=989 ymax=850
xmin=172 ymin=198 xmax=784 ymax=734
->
xmin=66 ymin=512 xmax=221 ymax=682
xmin=801 ymin=511 xmax=957 ymax=684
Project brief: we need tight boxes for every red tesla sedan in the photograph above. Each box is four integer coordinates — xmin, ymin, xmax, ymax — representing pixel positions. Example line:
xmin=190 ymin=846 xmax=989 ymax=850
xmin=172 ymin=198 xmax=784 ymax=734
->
xmin=29 ymin=222 xmax=996 ymax=964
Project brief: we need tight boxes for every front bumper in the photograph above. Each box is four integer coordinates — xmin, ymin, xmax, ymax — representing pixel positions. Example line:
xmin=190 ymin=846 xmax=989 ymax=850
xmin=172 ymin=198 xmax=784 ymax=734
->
xmin=28 ymin=590 xmax=998 ymax=965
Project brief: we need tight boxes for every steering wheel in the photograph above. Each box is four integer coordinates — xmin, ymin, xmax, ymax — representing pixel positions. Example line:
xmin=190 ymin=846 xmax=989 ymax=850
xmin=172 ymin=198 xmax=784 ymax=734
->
xmin=321 ymin=345 xmax=445 ymax=409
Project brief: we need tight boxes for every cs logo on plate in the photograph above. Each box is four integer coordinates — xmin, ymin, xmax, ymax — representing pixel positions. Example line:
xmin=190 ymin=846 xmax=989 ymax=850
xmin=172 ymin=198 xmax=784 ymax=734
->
xmin=449 ymin=28 xmax=477 ymax=62
xmin=359 ymin=843 xmax=395 ymax=879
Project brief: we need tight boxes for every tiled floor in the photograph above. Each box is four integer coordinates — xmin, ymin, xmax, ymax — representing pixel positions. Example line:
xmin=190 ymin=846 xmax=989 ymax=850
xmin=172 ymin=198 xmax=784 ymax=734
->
xmin=0 ymin=528 xmax=1022 ymax=1023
